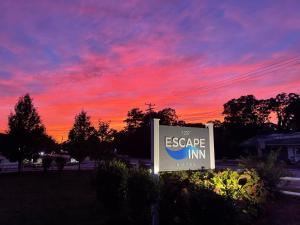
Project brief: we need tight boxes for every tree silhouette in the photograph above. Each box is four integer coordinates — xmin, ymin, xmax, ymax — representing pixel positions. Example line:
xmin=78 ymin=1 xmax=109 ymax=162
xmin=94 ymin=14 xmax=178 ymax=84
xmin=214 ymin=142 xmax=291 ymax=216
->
xmin=89 ymin=121 xmax=116 ymax=162
xmin=156 ymin=108 xmax=182 ymax=125
xmin=223 ymin=95 xmax=272 ymax=127
xmin=124 ymin=108 xmax=144 ymax=131
xmin=97 ymin=121 xmax=116 ymax=142
xmin=222 ymin=95 xmax=275 ymax=158
xmin=271 ymin=93 xmax=300 ymax=130
xmin=67 ymin=111 xmax=97 ymax=170
xmin=115 ymin=107 xmax=183 ymax=158
xmin=4 ymin=94 xmax=47 ymax=172
xmin=284 ymin=98 xmax=300 ymax=131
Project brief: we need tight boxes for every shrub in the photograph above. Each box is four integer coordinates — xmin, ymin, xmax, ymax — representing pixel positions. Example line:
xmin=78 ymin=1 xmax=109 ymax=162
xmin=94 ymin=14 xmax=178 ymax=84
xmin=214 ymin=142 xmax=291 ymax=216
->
xmin=96 ymin=161 xmax=159 ymax=225
xmin=240 ymin=150 xmax=287 ymax=194
xmin=160 ymin=169 xmax=267 ymax=224
xmin=188 ymin=170 xmax=213 ymax=188
xmin=209 ymin=169 xmax=267 ymax=223
xmin=95 ymin=164 xmax=267 ymax=225
xmin=159 ymin=173 xmax=236 ymax=225
xmin=55 ymin=156 xmax=66 ymax=172
xmin=127 ymin=169 xmax=159 ymax=225
xmin=96 ymin=160 xmax=128 ymax=224
xmin=42 ymin=156 xmax=52 ymax=172
xmin=210 ymin=169 xmax=266 ymax=204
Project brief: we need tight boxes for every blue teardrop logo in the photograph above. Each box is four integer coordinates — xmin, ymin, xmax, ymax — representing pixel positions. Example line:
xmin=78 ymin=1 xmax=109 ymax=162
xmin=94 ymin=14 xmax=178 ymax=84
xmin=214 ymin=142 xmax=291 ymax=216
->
xmin=165 ymin=146 xmax=199 ymax=160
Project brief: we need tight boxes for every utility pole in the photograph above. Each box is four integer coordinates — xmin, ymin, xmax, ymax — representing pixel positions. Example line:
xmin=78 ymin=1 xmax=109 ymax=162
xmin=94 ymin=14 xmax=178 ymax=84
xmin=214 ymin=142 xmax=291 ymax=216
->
xmin=146 ymin=103 xmax=156 ymax=127
xmin=145 ymin=102 xmax=156 ymax=113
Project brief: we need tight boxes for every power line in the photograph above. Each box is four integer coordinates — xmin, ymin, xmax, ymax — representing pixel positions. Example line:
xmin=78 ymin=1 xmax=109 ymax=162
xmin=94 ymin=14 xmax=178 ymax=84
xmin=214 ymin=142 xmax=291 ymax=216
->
xmin=145 ymin=102 xmax=156 ymax=113
xmin=172 ymin=55 xmax=300 ymax=98
xmin=199 ymin=56 xmax=300 ymax=92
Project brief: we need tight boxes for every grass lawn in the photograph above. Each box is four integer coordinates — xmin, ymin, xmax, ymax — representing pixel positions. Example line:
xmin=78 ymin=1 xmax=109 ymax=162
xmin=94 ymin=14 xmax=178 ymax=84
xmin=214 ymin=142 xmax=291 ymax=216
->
xmin=1 ymin=171 xmax=300 ymax=225
xmin=0 ymin=171 xmax=106 ymax=225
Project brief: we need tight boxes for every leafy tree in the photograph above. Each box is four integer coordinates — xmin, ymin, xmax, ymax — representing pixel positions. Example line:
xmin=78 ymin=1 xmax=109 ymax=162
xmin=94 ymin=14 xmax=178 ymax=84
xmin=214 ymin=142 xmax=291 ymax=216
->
xmin=220 ymin=93 xmax=300 ymax=158
xmin=67 ymin=111 xmax=97 ymax=170
xmin=223 ymin=95 xmax=271 ymax=127
xmin=97 ymin=120 xmax=116 ymax=142
xmin=207 ymin=120 xmax=222 ymax=128
xmin=116 ymin=107 xmax=183 ymax=159
xmin=156 ymin=108 xmax=181 ymax=125
xmin=42 ymin=156 xmax=53 ymax=172
xmin=124 ymin=108 xmax=144 ymax=131
xmin=55 ymin=156 xmax=67 ymax=172
xmin=284 ymin=98 xmax=300 ymax=131
xmin=39 ymin=134 xmax=58 ymax=154
xmin=4 ymin=94 xmax=48 ymax=172
xmin=114 ymin=128 xmax=150 ymax=158
xmin=222 ymin=95 xmax=275 ymax=158
xmin=90 ymin=121 xmax=116 ymax=161
xmin=270 ymin=93 xmax=300 ymax=130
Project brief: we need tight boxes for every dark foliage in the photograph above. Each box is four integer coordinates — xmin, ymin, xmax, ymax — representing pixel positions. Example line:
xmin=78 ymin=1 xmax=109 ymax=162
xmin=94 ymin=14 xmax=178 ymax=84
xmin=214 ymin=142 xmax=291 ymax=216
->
xmin=66 ymin=111 xmax=97 ymax=170
xmin=2 ymin=94 xmax=56 ymax=172
xmin=42 ymin=156 xmax=53 ymax=172
xmin=127 ymin=169 xmax=159 ymax=225
xmin=96 ymin=160 xmax=129 ymax=224
xmin=159 ymin=172 xmax=235 ymax=225
xmin=114 ymin=107 xmax=184 ymax=159
xmin=55 ymin=156 xmax=67 ymax=171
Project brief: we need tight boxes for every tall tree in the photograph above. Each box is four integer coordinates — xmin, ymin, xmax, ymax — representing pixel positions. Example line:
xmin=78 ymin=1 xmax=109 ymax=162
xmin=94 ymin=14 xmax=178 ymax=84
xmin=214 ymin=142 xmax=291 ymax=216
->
xmin=4 ymin=94 xmax=47 ymax=172
xmin=67 ymin=111 xmax=97 ymax=170
xmin=124 ymin=108 xmax=144 ymax=131
xmin=271 ymin=93 xmax=300 ymax=130
xmin=98 ymin=121 xmax=116 ymax=143
xmin=224 ymin=95 xmax=261 ymax=126
xmin=90 ymin=121 xmax=116 ymax=161
xmin=284 ymin=98 xmax=300 ymax=131
xmin=222 ymin=95 xmax=275 ymax=158
xmin=156 ymin=108 xmax=179 ymax=125
xmin=116 ymin=107 xmax=183 ymax=159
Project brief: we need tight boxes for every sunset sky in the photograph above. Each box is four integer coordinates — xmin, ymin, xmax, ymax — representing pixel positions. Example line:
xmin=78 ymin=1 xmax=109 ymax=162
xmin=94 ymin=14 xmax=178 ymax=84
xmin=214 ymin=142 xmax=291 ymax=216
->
xmin=0 ymin=0 xmax=300 ymax=141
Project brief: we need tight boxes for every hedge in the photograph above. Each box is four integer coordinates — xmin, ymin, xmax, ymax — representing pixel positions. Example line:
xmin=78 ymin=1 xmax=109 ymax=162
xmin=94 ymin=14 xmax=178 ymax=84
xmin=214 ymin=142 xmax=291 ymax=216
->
xmin=96 ymin=161 xmax=268 ymax=225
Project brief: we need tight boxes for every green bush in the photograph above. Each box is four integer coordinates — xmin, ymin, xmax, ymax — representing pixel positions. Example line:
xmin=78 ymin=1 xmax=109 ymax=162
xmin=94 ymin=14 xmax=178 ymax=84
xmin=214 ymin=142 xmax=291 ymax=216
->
xmin=96 ymin=162 xmax=267 ymax=225
xmin=209 ymin=169 xmax=266 ymax=222
xmin=240 ymin=150 xmax=287 ymax=194
xmin=96 ymin=161 xmax=159 ymax=225
xmin=159 ymin=172 xmax=236 ymax=225
xmin=55 ymin=156 xmax=66 ymax=171
xmin=161 ymin=169 xmax=267 ymax=205
xmin=42 ymin=156 xmax=52 ymax=172
xmin=210 ymin=169 xmax=266 ymax=204
xmin=96 ymin=160 xmax=128 ymax=208
xmin=127 ymin=169 xmax=159 ymax=225
xmin=96 ymin=160 xmax=129 ymax=224
xmin=160 ymin=169 xmax=267 ymax=224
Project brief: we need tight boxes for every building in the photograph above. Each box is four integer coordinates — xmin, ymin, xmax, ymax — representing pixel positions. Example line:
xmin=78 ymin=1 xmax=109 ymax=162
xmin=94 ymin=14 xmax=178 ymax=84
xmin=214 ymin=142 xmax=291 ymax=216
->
xmin=241 ymin=132 xmax=300 ymax=163
xmin=0 ymin=153 xmax=18 ymax=172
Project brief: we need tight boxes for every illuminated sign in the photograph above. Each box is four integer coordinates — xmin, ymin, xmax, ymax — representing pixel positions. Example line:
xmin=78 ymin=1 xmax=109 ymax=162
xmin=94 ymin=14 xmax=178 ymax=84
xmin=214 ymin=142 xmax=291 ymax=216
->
xmin=151 ymin=119 xmax=215 ymax=173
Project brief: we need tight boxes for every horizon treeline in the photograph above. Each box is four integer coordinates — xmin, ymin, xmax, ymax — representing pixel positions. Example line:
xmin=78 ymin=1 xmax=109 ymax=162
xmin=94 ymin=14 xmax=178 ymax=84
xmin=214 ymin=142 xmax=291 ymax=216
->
xmin=0 ymin=92 xmax=300 ymax=171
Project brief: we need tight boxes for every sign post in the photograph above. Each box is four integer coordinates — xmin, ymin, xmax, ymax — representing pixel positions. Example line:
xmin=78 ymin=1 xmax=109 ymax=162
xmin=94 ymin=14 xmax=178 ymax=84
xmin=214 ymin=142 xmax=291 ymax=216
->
xmin=151 ymin=118 xmax=215 ymax=225
xmin=150 ymin=119 xmax=160 ymax=225
xmin=151 ymin=118 xmax=160 ymax=174
xmin=206 ymin=123 xmax=215 ymax=169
